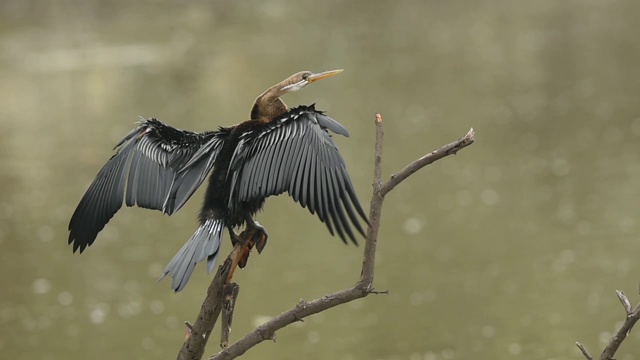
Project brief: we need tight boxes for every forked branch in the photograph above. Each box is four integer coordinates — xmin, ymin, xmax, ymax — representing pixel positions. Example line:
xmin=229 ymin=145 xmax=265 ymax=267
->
xmin=176 ymin=114 xmax=475 ymax=360
xmin=576 ymin=290 xmax=640 ymax=360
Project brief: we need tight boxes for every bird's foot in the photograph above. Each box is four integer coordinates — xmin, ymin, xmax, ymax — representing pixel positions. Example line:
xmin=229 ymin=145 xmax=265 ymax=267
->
xmin=244 ymin=216 xmax=269 ymax=254
xmin=249 ymin=222 xmax=268 ymax=254
xmin=224 ymin=229 xmax=252 ymax=284
xmin=237 ymin=234 xmax=252 ymax=269
xmin=236 ymin=225 xmax=269 ymax=269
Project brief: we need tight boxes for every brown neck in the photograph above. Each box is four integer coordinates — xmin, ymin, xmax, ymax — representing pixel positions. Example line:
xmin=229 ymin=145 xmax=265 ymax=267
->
xmin=250 ymin=81 xmax=289 ymax=122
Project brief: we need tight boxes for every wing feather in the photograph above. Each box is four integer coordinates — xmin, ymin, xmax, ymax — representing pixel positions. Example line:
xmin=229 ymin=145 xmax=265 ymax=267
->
xmin=267 ymin=133 xmax=286 ymax=193
xmin=276 ymin=132 xmax=295 ymax=193
xmin=227 ymin=105 xmax=367 ymax=244
xmin=324 ymin=166 xmax=345 ymax=240
xmin=309 ymin=144 xmax=319 ymax=216
xmin=298 ymin=138 xmax=312 ymax=209
xmin=287 ymin=130 xmax=307 ymax=203
xmin=331 ymin=170 xmax=355 ymax=241
xmin=68 ymin=119 xmax=225 ymax=253
xmin=318 ymin=159 xmax=333 ymax=235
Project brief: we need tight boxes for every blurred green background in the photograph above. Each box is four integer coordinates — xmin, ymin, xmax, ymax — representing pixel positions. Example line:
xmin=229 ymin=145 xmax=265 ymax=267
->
xmin=2 ymin=1 xmax=640 ymax=359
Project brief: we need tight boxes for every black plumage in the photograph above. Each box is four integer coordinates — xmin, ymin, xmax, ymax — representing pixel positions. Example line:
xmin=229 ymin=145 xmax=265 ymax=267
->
xmin=68 ymin=70 xmax=368 ymax=291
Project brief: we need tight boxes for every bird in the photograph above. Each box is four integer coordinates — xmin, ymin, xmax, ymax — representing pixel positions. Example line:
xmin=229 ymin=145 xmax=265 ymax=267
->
xmin=68 ymin=69 xmax=368 ymax=292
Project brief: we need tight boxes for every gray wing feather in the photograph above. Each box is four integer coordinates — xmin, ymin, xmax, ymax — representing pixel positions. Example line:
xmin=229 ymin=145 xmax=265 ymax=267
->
xmin=227 ymin=108 xmax=367 ymax=244
xmin=68 ymin=119 xmax=224 ymax=253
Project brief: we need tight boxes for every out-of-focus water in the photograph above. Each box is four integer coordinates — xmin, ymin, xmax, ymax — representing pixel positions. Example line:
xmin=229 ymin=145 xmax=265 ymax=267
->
xmin=2 ymin=1 xmax=640 ymax=359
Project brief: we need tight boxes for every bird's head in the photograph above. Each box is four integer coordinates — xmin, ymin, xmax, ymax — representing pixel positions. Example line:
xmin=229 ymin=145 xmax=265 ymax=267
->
xmin=280 ymin=69 xmax=344 ymax=92
xmin=251 ymin=69 xmax=343 ymax=122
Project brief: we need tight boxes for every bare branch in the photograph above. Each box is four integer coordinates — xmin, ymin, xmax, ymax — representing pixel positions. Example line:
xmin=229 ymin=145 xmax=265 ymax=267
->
xmin=380 ymin=127 xmax=474 ymax=196
xmin=599 ymin=292 xmax=640 ymax=359
xmin=616 ymin=290 xmax=632 ymax=315
xmin=176 ymin=248 xmax=237 ymax=360
xmin=210 ymin=288 xmax=370 ymax=359
xmin=577 ymin=290 xmax=640 ymax=360
xmin=373 ymin=113 xmax=384 ymax=185
xmin=575 ymin=342 xmax=593 ymax=360
xmin=358 ymin=113 xmax=385 ymax=289
xmin=178 ymin=113 xmax=475 ymax=360
xmin=220 ymin=283 xmax=240 ymax=348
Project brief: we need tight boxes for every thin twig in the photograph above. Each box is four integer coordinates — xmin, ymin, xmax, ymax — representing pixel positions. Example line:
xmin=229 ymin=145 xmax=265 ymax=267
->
xmin=575 ymin=342 xmax=593 ymax=360
xmin=576 ymin=290 xmax=640 ymax=360
xmin=380 ymin=127 xmax=474 ymax=196
xmin=203 ymin=116 xmax=474 ymax=360
xmin=358 ymin=113 xmax=385 ymax=289
xmin=599 ymin=292 xmax=640 ymax=359
xmin=616 ymin=290 xmax=632 ymax=315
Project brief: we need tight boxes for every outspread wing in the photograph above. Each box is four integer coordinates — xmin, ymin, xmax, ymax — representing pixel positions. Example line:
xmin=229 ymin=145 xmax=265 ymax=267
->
xmin=68 ymin=118 xmax=225 ymax=253
xmin=228 ymin=105 xmax=368 ymax=244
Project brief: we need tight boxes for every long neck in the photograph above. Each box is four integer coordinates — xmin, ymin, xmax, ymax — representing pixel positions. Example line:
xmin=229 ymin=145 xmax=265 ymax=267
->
xmin=250 ymin=82 xmax=288 ymax=122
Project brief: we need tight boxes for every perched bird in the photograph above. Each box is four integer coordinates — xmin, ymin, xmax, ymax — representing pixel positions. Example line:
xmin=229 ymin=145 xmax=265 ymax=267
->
xmin=68 ymin=69 xmax=368 ymax=292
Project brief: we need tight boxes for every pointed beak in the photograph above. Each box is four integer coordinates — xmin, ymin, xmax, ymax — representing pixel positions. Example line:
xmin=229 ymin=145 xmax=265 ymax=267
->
xmin=307 ymin=69 xmax=344 ymax=84
xmin=281 ymin=69 xmax=344 ymax=91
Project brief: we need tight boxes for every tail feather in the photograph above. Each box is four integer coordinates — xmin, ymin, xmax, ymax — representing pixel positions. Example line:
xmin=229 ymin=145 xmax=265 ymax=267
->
xmin=159 ymin=218 xmax=224 ymax=292
xmin=206 ymin=252 xmax=219 ymax=274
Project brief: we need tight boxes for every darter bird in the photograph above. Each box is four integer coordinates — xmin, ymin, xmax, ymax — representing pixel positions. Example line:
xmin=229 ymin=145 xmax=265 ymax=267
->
xmin=68 ymin=69 xmax=368 ymax=292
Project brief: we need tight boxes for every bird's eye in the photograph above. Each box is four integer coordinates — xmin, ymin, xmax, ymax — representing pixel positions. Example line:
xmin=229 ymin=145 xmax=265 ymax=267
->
xmin=302 ymin=72 xmax=310 ymax=80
